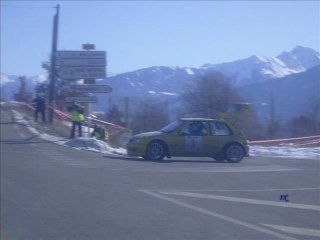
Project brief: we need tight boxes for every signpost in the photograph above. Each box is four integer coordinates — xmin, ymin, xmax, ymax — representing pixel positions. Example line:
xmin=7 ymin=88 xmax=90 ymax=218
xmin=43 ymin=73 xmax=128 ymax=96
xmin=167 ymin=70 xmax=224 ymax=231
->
xmin=56 ymin=58 xmax=106 ymax=66
xmin=55 ymin=50 xmax=106 ymax=80
xmin=55 ymin=51 xmax=106 ymax=59
xmin=73 ymin=85 xmax=112 ymax=93
xmin=57 ymin=47 xmax=108 ymax=138
xmin=65 ymin=96 xmax=97 ymax=103
xmin=56 ymin=66 xmax=106 ymax=79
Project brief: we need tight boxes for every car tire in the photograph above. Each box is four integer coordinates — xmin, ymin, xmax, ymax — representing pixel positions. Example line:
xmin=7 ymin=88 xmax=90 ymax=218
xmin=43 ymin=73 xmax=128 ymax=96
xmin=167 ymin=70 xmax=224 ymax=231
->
xmin=146 ymin=141 xmax=166 ymax=161
xmin=225 ymin=144 xmax=244 ymax=163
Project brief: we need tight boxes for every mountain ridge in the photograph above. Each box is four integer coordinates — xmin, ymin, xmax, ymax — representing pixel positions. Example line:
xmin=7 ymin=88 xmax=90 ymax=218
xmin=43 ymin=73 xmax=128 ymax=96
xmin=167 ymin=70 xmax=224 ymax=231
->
xmin=1 ymin=46 xmax=319 ymax=123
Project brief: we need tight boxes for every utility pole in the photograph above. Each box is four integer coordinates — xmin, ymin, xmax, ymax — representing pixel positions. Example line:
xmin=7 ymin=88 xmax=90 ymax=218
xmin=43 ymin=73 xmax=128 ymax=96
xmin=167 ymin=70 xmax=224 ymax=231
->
xmin=124 ymin=96 xmax=129 ymax=128
xmin=48 ymin=4 xmax=60 ymax=123
xmin=82 ymin=43 xmax=96 ymax=138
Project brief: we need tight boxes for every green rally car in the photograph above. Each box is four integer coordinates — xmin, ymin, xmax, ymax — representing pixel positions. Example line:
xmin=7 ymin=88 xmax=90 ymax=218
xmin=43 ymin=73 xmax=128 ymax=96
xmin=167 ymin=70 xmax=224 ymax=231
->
xmin=127 ymin=118 xmax=249 ymax=162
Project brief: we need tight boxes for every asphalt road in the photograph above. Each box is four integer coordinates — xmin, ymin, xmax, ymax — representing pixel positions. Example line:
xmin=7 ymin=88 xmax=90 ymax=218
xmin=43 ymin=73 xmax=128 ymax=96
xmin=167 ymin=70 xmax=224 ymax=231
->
xmin=1 ymin=106 xmax=320 ymax=240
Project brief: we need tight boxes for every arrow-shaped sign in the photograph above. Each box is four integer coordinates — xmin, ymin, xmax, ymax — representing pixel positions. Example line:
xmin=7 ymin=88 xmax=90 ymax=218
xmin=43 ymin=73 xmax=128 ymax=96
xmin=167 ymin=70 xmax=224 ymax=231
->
xmin=73 ymin=85 xmax=112 ymax=93
xmin=65 ymin=96 xmax=97 ymax=103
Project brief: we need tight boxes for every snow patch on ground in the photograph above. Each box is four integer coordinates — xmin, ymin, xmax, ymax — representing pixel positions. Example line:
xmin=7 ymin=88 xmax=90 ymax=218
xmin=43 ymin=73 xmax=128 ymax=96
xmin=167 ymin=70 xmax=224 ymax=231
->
xmin=11 ymin=109 xmax=126 ymax=156
xmin=64 ymin=138 xmax=127 ymax=155
xmin=250 ymin=145 xmax=320 ymax=160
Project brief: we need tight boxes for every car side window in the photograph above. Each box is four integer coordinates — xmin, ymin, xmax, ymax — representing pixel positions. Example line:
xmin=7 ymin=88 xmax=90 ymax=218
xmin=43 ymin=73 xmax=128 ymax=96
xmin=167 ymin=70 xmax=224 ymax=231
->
xmin=181 ymin=121 xmax=209 ymax=136
xmin=210 ymin=122 xmax=232 ymax=136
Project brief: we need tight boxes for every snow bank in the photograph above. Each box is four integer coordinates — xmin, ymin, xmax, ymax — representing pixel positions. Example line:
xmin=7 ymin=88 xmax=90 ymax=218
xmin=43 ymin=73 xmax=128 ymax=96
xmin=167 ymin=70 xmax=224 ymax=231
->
xmin=63 ymin=138 xmax=126 ymax=155
xmin=11 ymin=109 xmax=126 ymax=156
xmin=250 ymin=145 xmax=320 ymax=160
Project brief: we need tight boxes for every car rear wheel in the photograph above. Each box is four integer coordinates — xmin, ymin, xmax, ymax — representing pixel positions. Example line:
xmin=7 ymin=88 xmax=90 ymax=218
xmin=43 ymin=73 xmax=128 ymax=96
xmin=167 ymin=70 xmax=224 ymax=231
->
xmin=146 ymin=141 xmax=166 ymax=161
xmin=225 ymin=144 xmax=244 ymax=163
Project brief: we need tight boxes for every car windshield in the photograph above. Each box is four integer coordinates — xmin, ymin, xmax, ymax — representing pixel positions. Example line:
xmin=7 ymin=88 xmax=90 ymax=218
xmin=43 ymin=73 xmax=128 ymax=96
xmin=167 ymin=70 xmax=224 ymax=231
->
xmin=160 ymin=120 xmax=183 ymax=133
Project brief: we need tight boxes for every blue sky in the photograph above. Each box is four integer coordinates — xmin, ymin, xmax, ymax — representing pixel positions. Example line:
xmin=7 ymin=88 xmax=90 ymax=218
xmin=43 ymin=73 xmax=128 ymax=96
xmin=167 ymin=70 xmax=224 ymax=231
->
xmin=1 ymin=1 xmax=319 ymax=77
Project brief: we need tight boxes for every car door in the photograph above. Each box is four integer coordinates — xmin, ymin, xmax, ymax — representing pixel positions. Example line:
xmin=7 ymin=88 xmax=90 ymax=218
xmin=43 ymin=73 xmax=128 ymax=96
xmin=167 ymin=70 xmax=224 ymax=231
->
xmin=181 ymin=121 xmax=210 ymax=157
xmin=206 ymin=121 xmax=233 ymax=156
xmin=164 ymin=121 xmax=189 ymax=156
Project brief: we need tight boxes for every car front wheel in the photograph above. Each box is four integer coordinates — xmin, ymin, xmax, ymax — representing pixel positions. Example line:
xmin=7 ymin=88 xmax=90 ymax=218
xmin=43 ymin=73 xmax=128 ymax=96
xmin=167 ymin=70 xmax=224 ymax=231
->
xmin=225 ymin=144 xmax=244 ymax=163
xmin=146 ymin=141 xmax=166 ymax=161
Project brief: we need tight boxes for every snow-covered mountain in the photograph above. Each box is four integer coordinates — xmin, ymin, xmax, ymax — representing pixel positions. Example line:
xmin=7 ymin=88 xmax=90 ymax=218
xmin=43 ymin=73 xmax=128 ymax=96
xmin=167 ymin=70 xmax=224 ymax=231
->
xmin=202 ymin=46 xmax=320 ymax=86
xmin=99 ymin=66 xmax=201 ymax=96
xmin=1 ymin=46 xmax=319 ymax=123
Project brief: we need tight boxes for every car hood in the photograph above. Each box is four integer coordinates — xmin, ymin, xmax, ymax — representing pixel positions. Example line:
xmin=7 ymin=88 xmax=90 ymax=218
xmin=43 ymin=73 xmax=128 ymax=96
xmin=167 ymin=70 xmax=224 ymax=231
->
xmin=133 ymin=131 xmax=163 ymax=138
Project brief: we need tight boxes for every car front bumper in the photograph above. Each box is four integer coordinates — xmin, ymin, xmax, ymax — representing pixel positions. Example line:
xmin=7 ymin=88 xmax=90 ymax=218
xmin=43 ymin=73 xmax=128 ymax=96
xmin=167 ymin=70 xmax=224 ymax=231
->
xmin=127 ymin=143 xmax=147 ymax=157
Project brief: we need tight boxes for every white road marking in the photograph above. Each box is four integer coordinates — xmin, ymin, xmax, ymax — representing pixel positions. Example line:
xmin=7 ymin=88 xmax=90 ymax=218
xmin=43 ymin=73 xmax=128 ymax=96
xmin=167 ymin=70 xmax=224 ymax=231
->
xmin=262 ymin=224 xmax=320 ymax=237
xmin=139 ymin=190 xmax=298 ymax=240
xmin=154 ymin=187 xmax=320 ymax=192
xmin=159 ymin=191 xmax=320 ymax=211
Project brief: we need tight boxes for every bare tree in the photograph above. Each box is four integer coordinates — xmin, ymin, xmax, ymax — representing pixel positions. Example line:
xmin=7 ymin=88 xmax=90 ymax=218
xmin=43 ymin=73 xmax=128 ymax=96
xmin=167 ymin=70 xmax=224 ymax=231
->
xmin=181 ymin=72 xmax=241 ymax=118
xmin=180 ymin=72 xmax=264 ymax=139
xmin=130 ymin=99 xmax=169 ymax=134
xmin=12 ymin=76 xmax=33 ymax=103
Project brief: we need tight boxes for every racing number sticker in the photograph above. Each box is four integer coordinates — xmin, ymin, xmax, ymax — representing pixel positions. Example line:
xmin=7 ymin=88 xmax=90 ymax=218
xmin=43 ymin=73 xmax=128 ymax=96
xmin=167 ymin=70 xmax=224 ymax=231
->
xmin=185 ymin=136 xmax=203 ymax=152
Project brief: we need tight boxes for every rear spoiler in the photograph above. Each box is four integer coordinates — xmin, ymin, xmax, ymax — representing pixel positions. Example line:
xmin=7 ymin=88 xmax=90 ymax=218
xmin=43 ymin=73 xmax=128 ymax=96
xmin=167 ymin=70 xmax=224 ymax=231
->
xmin=221 ymin=103 xmax=251 ymax=124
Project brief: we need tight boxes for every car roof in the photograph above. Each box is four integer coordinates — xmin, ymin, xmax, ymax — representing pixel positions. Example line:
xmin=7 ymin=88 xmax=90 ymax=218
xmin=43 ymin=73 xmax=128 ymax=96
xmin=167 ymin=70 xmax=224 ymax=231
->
xmin=180 ymin=118 xmax=223 ymax=122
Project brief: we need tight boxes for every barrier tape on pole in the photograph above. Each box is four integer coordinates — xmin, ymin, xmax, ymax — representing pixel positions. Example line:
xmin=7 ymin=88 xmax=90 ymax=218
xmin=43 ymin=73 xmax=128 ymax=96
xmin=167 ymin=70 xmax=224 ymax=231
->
xmin=48 ymin=104 xmax=129 ymax=133
xmin=248 ymin=135 xmax=320 ymax=144
xmin=279 ymin=138 xmax=320 ymax=147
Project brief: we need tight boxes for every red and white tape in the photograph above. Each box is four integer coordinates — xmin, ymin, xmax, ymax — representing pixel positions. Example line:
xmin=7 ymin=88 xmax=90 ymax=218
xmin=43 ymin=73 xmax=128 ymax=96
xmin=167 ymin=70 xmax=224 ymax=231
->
xmin=248 ymin=135 xmax=320 ymax=144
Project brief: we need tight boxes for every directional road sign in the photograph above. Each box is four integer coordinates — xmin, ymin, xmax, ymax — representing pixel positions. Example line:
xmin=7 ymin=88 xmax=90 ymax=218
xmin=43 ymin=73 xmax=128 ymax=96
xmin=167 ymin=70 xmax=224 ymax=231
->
xmin=55 ymin=51 xmax=106 ymax=59
xmin=73 ymin=85 xmax=112 ymax=93
xmin=56 ymin=58 xmax=106 ymax=66
xmin=65 ymin=96 xmax=97 ymax=103
xmin=56 ymin=66 xmax=106 ymax=80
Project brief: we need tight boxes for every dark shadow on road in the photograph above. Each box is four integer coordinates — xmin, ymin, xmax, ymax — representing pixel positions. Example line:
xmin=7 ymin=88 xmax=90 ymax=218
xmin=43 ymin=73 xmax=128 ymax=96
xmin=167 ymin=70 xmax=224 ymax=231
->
xmin=0 ymin=122 xmax=28 ymax=126
xmin=103 ymin=155 xmax=228 ymax=164
xmin=0 ymin=135 xmax=65 ymax=144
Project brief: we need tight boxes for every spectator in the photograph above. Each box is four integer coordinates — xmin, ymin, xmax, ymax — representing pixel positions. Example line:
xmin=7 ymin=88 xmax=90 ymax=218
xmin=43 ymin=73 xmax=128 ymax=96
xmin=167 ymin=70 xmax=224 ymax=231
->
xmin=32 ymin=94 xmax=46 ymax=122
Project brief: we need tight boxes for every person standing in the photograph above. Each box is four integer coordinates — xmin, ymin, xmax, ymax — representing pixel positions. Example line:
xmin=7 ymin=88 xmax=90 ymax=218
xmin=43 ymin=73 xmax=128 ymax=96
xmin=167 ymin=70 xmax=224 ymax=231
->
xmin=32 ymin=94 xmax=46 ymax=122
xmin=69 ymin=102 xmax=84 ymax=138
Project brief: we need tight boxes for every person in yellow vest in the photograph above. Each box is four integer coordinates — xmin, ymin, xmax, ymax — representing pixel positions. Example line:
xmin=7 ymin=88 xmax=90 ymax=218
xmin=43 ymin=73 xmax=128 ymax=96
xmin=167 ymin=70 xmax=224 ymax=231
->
xmin=91 ymin=124 xmax=109 ymax=142
xmin=69 ymin=102 xmax=84 ymax=138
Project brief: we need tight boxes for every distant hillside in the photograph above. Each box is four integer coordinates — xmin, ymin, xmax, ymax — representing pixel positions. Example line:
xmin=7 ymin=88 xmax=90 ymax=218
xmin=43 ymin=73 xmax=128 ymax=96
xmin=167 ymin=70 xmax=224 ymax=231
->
xmin=239 ymin=65 xmax=320 ymax=123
